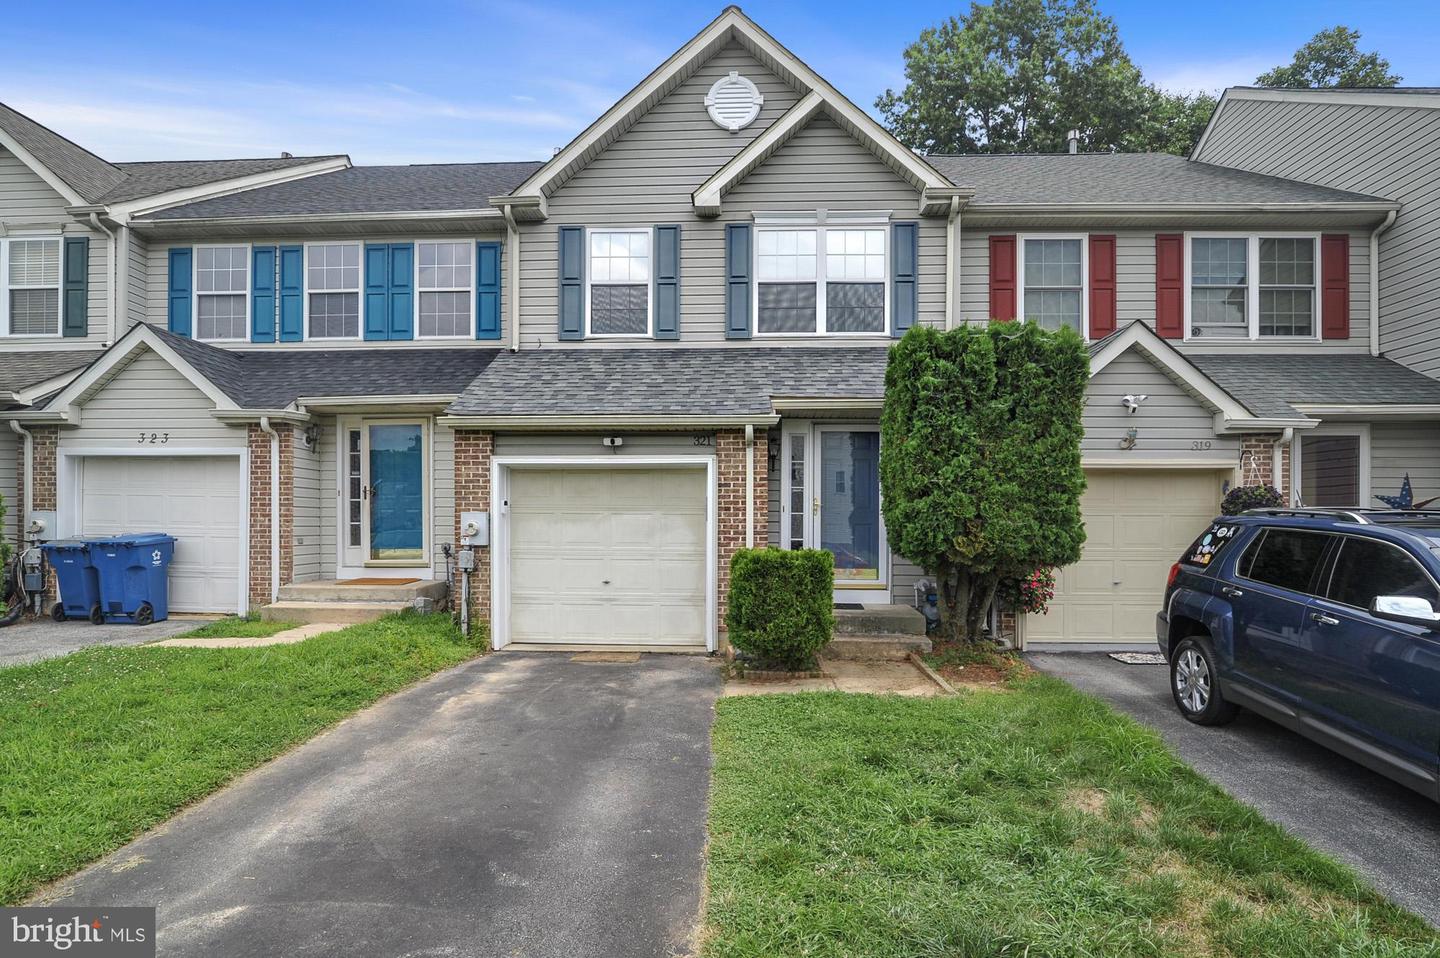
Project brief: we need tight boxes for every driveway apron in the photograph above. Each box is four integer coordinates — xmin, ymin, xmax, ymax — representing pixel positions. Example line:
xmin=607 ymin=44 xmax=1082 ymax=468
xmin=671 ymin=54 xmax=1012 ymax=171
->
xmin=37 ymin=652 xmax=722 ymax=957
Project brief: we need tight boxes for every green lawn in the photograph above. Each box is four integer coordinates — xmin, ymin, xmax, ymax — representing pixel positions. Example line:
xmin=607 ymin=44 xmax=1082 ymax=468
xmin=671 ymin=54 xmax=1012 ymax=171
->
xmin=169 ymin=614 xmax=300 ymax=640
xmin=706 ymin=676 xmax=1440 ymax=958
xmin=0 ymin=612 xmax=481 ymax=904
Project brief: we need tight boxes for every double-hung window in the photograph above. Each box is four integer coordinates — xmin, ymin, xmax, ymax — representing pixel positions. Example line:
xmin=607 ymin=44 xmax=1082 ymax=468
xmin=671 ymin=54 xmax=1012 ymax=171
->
xmin=1187 ymin=234 xmax=1318 ymax=340
xmin=195 ymin=245 xmax=249 ymax=342
xmin=418 ymin=241 xmax=473 ymax=338
xmin=3 ymin=238 xmax=62 ymax=336
xmin=587 ymin=230 xmax=650 ymax=336
xmin=307 ymin=243 xmax=361 ymax=339
xmin=1020 ymin=236 xmax=1085 ymax=335
xmin=756 ymin=219 xmax=886 ymax=335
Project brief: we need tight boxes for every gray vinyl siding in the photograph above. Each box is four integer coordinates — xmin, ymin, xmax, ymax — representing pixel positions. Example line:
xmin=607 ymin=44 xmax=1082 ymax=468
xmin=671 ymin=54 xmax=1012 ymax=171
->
xmin=1084 ymin=353 xmax=1238 ymax=462
xmin=0 ymin=149 xmax=113 ymax=347
xmin=59 ymin=348 xmax=246 ymax=451
xmin=126 ymin=231 xmax=149 ymax=333
xmin=1196 ymin=98 xmax=1440 ymax=375
xmin=960 ymin=227 xmax=1371 ymax=353
xmin=518 ymin=41 xmax=944 ymax=347
xmin=432 ymin=423 xmax=454 ymax=579
xmin=1370 ymin=421 xmax=1440 ymax=503
xmin=0 ymin=431 xmax=16 ymax=548
xmin=293 ymin=418 xmax=326 ymax=582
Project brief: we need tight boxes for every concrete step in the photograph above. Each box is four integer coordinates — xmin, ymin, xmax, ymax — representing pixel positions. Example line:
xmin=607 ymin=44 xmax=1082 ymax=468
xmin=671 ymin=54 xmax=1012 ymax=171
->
xmin=260 ymin=600 xmax=410 ymax=625
xmin=833 ymin=604 xmax=927 ymax=637
xmin=277 ymin=579 xmax=448 ymax=603
xmin=824 ymin=633 xmax=933 ymax=661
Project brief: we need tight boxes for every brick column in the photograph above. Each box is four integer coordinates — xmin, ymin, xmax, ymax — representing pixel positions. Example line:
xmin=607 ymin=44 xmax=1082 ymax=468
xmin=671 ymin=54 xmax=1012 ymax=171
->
xmin=453 ymin=430 xmax=493 ymax=637
xmin=28 ymin=427 xmax=59 ymax=607
xmin=716 ymin=428 xmax=770 ymax=638
xmin=247 ymin=423 xmax=295 ymax=611
xmin=1239 ymin=432 xmax=1290 ymax=499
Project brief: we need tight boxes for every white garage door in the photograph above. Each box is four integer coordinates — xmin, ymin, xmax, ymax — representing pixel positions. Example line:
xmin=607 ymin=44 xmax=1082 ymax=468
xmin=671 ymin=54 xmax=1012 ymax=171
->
xmin=80 ymin=456 xmax=242 ymax=613
xmin=1025 ymin=469 xmax=1226 ymax=645
xmin=507 ymin=467 xmax=707 ymax=647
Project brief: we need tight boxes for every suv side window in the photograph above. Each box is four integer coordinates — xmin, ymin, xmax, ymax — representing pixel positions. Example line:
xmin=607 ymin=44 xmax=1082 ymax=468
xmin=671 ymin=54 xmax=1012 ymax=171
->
xmin=1238 ymin=528 xmax=1332 ymax=595
xmin=1327 ymin=536 xmax=1440 ymax=611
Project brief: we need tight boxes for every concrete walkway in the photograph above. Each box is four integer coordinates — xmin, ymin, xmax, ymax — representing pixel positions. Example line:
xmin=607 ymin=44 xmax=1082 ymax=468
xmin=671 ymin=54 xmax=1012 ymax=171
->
xmin=35 ymin=652 xmax=722 ymax=958
xmin=723 ymin=657 xmax=945 ymax=696
xmin=151 ymin=622 xmax=348 ymax=648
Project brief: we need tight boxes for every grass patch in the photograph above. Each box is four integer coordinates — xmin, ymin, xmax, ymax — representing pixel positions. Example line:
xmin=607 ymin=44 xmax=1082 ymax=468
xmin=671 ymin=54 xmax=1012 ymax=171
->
xmin=170 ymin=614 xmax=300 ymax=640
xmin=0 ymin=612 xmax=481 ymax=904
xmin=705 ymin=676 xmax=1440 ymax=957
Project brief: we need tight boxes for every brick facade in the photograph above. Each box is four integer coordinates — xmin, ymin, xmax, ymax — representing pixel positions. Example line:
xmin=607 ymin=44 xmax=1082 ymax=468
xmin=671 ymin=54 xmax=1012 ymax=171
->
xmin=453 ymin=430 xmax=493 ymax=636
xmin=246 ymin=423 xmax=295 ymax=611
xmin=716 ymin=428 xmax=769 ymax=637
xmin=25 ymin=427 xmax=59 ymax=604
xmin=1239 ymin=432 xmax=1291 ymax=499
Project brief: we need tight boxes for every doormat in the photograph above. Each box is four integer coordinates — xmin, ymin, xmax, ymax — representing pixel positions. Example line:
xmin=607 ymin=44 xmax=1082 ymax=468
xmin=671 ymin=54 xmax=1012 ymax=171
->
xmin=1108 ymin=652 xmax=1167 ymax=665
xmin=337 ymin=577 xmax=421 ymax=586
xmin=834 ymin=603 xmax=865 ymax=610
xmin=570 ymin=652 xmax=641 ymax=663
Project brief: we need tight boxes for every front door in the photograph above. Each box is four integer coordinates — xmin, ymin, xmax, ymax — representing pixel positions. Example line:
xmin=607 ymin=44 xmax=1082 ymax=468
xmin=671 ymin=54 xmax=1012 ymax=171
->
xmin=341 ymin=420 xmax=428 ymax=571
xmin=780 ymin=422 xmax=888 ymax=603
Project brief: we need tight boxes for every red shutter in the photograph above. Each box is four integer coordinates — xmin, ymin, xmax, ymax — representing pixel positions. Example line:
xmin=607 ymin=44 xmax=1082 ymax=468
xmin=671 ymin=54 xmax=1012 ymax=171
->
xmin=989 ymin=234 xmax=1017 ymax=321
xmin=1155 ymin=233 xmax=1184 ymax=339
xmin=1321 ymin=234 xmax=1350 ymax=340
xmin=1088 ymin=234 xmax=1117 ymax=338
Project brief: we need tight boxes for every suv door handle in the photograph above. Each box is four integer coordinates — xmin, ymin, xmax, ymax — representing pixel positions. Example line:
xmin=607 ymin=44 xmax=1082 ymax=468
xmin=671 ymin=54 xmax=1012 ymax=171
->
xmin=1310 ymin=612 xmax=1341 ymax=626
xmin=1221 ymin=586 xmax=1245 ymax=598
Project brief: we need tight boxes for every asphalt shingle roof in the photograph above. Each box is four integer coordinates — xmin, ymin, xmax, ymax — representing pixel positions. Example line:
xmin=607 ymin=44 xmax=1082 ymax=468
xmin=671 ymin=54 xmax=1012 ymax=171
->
xmin=1187 ymin=353 xmax=1440 ymax=418
xmin=926 ymin=153 xmax=1390 ymax=207
xmin=99 ymin=156 xmax=346 ymax=204
xmin=0 ymin=350 xmax=100 ymax=394
xmin=448 ymin=347 xmax=893 ymax=417
xmin=140 ymin=162 xmax=546 ymax=220
xmin=0 ymin=102 xmax=126 ymax=202
xmin=149 ymin=328 xmax=499 ymax=408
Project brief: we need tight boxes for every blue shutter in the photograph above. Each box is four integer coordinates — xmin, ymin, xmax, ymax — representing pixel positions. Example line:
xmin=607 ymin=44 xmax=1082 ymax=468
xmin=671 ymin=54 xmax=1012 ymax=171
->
xmin=387 ymin=244 xmax=413 ymax=340
xmin=476 ymin=241 xmax=502 ymax=340
xmin=725 ymin=224 xmax=751 ymax=339
xmin=250 ymin=246 xmax=277 ymax=343
xmin=558 ymin=226 xmax=585 ymax=341
xmin=167 ymin=247 xmax=192 ymax=337
xmin=278 ymin=245 xmax=303 ymax=342
xmin=890 ymin=222 xmax=918 ymax=338
xmin=653 ymin=225 xmax=680 ymax=340
xmin=364 ymin=244 xmax=390 ymax=340
xmin=62 ymin=236 xmax=88 ymax=338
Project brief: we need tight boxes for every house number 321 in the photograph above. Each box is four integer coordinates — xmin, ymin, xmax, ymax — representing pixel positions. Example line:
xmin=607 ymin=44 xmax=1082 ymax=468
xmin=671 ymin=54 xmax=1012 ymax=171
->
xmin=138 ymin=432 xmax=170 ymax=445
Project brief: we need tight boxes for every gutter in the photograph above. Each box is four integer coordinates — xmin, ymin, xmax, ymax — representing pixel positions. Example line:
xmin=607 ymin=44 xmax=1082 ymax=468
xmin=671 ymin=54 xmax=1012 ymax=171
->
xmin=436 ymin=413 xmax=781 ymax=431
xmin=1370 ymin=209 xmax=1397 ymax=357
xmin=258 ymin=416 xmax=280 ymax=606
xmin=962 ymin=200 xmax=1401 ymax=215
xmin=210 ymin=409 xmax=310 ymax=425
xmin=7 ymin=421 xmax=32 ymax=530
xmin=945 ymin=194 xmax=961 ymax=329
xmin=128 ymin=208 xmax=504 ymax=231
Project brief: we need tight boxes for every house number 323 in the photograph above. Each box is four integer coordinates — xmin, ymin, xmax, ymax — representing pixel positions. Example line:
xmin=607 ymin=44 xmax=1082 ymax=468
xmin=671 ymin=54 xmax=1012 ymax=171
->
xmin=138 ymin=432 xmax=170 ymax=445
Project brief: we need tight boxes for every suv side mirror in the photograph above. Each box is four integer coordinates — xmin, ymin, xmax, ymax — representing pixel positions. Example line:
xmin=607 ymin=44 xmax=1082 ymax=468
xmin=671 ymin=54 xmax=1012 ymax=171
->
xmin=1371 ymin=595 xmax=1440 ymax=631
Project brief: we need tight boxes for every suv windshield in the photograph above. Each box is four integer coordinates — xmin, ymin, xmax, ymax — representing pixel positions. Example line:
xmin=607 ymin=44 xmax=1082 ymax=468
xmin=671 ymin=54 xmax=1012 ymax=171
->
xmin=1181 ymin=520 xmax=1245 ymax=571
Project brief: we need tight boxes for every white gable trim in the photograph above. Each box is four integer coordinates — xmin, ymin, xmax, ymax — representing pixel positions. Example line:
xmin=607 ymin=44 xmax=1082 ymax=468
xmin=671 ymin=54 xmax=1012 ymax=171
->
xmin=44 ymin=323 xmax=240 ymax=419
xmin=502 ymin=8 xmax=957 ymax=212
xmin=0 ymin=129 xmax=87 ymax=206
xmin=1089 ymin=321 xmax=1255 ymax=424
xmin=693 ymin=91 xmax=824 ymax=214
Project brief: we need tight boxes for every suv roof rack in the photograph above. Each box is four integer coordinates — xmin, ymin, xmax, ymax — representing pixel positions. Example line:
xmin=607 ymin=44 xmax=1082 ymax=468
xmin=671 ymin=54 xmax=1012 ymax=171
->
xmin=1242 ymin=507 xmax=1440 ymax=525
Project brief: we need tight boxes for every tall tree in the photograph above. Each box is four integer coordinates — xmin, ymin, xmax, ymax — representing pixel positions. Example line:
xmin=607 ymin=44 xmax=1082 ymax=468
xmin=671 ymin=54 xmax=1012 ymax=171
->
xmin=1256 ymin=26 xmax=1400 ymax=88
xmin=877 ymin=0 xmax=1157 ymax=154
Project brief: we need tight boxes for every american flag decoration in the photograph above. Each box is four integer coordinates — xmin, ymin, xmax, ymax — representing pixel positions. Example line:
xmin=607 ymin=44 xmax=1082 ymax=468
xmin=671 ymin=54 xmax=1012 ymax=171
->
xmin=1375 ymin=474 xmax=1440 ymax=510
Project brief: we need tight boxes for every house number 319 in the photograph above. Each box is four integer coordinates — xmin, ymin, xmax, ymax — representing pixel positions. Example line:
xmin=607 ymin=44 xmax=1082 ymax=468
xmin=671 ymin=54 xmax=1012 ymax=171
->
xmin=137 ymin=432 xmax=170 ymax=445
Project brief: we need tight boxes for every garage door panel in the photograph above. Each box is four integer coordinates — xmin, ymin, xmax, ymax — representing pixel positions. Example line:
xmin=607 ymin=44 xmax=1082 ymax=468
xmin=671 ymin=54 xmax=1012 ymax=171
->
xmin=508 ymin=467 xmax=707 ymax=647
xmin=80 ymin=456 xmax=241 ymax=614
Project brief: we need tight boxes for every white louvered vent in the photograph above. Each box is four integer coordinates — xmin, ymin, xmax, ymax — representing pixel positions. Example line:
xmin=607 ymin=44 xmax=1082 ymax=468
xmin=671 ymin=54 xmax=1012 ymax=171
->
xmin=704 ymin=71 xmax=764 ymax=133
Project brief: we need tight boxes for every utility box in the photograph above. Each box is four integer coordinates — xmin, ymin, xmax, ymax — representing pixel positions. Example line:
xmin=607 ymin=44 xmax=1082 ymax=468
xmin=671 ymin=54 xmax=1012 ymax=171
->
xmin=460 ymin=512 xmax=489 ymax=547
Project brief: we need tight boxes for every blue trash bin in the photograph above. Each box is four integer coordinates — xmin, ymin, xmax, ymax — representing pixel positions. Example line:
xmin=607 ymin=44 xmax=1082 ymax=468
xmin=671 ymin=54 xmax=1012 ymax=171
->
xmin=89 ymin=534 xmax=177 ymax=625
xmin=40 ymin=540 xmax=103 ymax=624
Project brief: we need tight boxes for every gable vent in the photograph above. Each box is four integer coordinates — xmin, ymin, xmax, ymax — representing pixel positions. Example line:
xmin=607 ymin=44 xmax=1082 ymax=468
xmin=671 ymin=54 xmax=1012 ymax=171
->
xmin=705 ymin=71 xmax=764 ymax=133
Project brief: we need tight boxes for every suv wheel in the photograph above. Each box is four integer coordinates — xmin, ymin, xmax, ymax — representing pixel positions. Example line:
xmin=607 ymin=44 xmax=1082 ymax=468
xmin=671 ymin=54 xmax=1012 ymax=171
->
xmin=1170 ymin=635 xmax=1239 ymax=726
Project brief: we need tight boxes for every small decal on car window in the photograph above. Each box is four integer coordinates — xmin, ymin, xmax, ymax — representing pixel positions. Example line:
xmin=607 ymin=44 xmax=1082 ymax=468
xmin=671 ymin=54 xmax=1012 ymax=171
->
xmin=1185 ymin=522 xmax=1242 ymax=567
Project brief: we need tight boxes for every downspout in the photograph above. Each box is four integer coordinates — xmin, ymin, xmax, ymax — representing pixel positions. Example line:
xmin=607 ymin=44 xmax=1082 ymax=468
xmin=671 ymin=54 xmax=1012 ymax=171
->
xmin=259 ymin=416 xmax=280 ymax=605
xmin=744 ymin=424 xmax=755 ymax=549
xmin=502 ymin=205 xmax=522 ymax=352
xmin=87 ymin=213 xmax=119 ymax=344
xmin=1369 ymin=210 xmax=1396 ymax=357
xmin=944 ymin=195 xmax=961 ymax=330
xmin=7 ymin=421 xmax=32 ymax=531
xmin=1272 ymin=427 xmax=1294 ymax=505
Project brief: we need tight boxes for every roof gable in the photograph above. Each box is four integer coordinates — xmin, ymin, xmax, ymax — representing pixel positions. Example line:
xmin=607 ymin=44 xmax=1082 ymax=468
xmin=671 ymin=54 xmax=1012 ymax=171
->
xmin=1088 ymin=321 xmax=1264 ymax=427
xmin=0 ymin=102 xmax=124 ymax=204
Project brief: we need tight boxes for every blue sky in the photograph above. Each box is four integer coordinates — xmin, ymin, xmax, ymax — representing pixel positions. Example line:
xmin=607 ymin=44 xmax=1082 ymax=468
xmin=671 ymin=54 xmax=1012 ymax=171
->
xmin=4 ymin=1 xmax=1436 ymax=165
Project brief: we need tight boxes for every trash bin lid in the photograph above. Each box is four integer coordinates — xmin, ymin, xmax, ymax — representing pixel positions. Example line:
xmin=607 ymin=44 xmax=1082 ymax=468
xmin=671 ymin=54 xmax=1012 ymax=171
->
xmin=39 ymin=540 xmax=89 ymax=552
xmin=86 ymin=533 xmax=176 ymax=546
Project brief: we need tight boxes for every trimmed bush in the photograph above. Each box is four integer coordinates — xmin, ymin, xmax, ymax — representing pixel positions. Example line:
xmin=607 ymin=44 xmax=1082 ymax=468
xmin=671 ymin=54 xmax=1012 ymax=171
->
xmin=1221 ymin=483 xmax=1284 ymax=515
xmin=726 ymin=548 xmax=834 ymax=670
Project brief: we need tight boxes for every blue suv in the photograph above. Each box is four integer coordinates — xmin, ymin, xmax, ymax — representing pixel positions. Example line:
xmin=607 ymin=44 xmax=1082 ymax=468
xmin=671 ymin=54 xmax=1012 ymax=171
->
xmin=1158 ymin=508 xmax=1440 ymax=800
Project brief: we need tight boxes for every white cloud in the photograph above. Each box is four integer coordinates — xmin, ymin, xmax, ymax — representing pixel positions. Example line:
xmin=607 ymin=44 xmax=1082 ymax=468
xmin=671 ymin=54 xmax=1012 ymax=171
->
xmin=1146 ymin=55 xmax=1281 ymax=95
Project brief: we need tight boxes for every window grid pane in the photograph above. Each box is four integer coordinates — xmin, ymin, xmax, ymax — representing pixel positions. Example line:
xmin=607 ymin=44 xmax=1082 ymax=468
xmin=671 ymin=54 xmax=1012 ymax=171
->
xmin=824 ymin=229 xmax=884 ymax=281
xmin=9 ymin=288 xmax=60 ymax=336
xmin=418 ymin=242 xmax=473 ymax=290
xmin=196 ymin=294 xmax=247 ymax=341
xmin=1023 ymin=239 xmax=1082 ymax=333
xmin=309 ymin=291 xmax=360 ymax=339
xmin=419 ymin=290 xmax=472 ymax=337
xmin=826 ymin=282 xmax=884 ymax=333
xmin=758 ymin=282 xmax=818 ymax=334
xmin=756 ymin=229 xmax=816 ymax=281
xmin=1258 ymin=237 xmax=1315 ymax=337
xmin=196 ymin=246 xmax=248 ymax=293
xmin=589 ymin=231 xmax=650 ymax=284
xmin=307 ymin=244 xmax=360 ymax=292
xmin=9 ymin=239 xmax=60 ymax=286
xmin=1190 ymin=237 xmax=1249 ymax=339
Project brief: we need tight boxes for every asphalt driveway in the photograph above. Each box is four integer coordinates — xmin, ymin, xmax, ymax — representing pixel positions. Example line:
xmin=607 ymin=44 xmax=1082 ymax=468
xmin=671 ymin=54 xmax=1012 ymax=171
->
xmin=0 ymin=616 xmax=210 ymax=666
xmin=1031 ymin=652 xmax=1440 ymax=927
xmin=34 ymin=652 xmax=722 ymax=957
